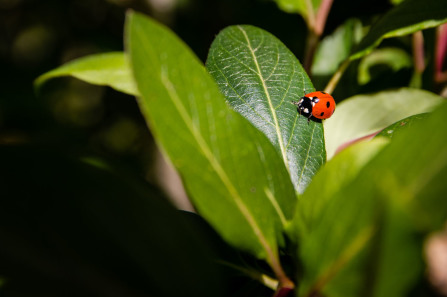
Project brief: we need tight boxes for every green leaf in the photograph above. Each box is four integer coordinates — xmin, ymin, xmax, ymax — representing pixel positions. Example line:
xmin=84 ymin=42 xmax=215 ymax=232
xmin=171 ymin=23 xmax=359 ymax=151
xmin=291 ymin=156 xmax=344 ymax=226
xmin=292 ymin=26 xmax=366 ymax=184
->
xmin=350 ymin=0 xmax=447 ymax=60
xmin=273 ymin=0 xmax=322 ymax=19
xmin=35 ymin=52 xmax=138 ymax=96
xmin=126 ymin=11 xmax=296 ymax=279
xmin=357 ymin=47 xmax=412 ymax=85
xmin=324 ymin=88 xmax=444 ymax=159
xmin=312 ymin=19 xmax=363 ymax=76
xmin=376 ymin=113 xmax=429 ymax=139
xmin=206 ymin=25 xmax=326 ymax=194
xmin=292 ymin=103 xmax=447 ymax=297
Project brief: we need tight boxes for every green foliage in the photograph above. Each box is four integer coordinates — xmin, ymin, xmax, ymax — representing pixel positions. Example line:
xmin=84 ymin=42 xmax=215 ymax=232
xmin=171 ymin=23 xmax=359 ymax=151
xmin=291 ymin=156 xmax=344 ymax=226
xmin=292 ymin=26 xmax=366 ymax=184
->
xmin=350 ymin=0 xmax=447 ymax=60
xmin=312 ymin=19 xmax=363 ymax=77
xmin=22 ymin=1 xmax=447 ymax=297
xmin=35 ymin=52 xmax=137 ymax=96
xmin=292 ymin=102 xmax=447 ymax=296
xmin=324 ymin=88 xmax=444 ymax=159
xmin=206 ymin=25 xmax=325 ymax=194
xmin=126 ymin=12 xmax=296 ymax=275
xmin=273 ymin=0 xmax=322 ymax=19
xmin=357 ymin=48 xmax=412 ymax=85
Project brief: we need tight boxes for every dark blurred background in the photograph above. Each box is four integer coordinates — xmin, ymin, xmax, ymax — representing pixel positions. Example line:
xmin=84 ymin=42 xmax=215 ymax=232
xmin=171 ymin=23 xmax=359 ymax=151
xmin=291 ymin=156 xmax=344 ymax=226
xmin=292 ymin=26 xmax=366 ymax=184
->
xmin=0 ymin=0 xmax=392 ymax=193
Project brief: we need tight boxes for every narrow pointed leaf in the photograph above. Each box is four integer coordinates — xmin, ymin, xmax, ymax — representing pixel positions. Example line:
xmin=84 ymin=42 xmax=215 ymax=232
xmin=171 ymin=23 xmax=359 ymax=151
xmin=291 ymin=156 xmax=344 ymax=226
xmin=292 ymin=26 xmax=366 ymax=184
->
xmin=35 ymin=52 xmax=138 ymax=96
xmin=126 ymin=11 xmax=296 ymax=272
xmin=350 ymin=0 xmax=447 ymax=60
xmin=206 ymin=25 xmax=326 ymax=194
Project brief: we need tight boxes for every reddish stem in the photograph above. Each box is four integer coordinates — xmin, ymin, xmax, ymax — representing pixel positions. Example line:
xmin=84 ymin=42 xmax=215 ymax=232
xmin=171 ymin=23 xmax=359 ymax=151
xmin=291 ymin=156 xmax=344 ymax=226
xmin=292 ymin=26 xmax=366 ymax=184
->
xmin=435 ymin=24 xmax=447 ymax=82
xmin=412 ymin=31 xmax=425 ymax=74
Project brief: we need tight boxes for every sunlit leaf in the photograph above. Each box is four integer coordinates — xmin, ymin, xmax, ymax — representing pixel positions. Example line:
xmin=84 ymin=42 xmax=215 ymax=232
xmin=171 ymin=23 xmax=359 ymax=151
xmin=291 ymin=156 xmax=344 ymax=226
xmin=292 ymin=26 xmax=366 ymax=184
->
xmin=207 ymin=25 xmax=325 ymax=194
xmin=126 ymin=12 xmax=296 ymax=275
xmin=35 ymin=52 xmax=137 ymax=96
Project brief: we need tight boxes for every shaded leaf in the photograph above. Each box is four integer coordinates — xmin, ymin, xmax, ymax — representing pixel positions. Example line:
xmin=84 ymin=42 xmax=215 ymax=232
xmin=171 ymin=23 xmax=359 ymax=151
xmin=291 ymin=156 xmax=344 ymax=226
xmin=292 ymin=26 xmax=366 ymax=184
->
xmin=324 ymin=88 xmax=444 ymax=159
xmin=312 ymin=19 xmax=363 ymax=77
xmin=291 ymin=103 xmax=447 ymax=297
xmin=35 ymin=52 xmax=137 ymax=96
xmin=273 ymin=0 xmax=322 ymax=19
xmin=206 ymin=25 xmax=326 ymax=194
xmin=376 ymin=113 xmax=429 ymax=139
xmin=350 ymin=0 xmax=447 ymax=60
xmin=126 ymin=12 xmax=296 ymax=282
xmin=357 ymin=47 xmax=412 ymax=85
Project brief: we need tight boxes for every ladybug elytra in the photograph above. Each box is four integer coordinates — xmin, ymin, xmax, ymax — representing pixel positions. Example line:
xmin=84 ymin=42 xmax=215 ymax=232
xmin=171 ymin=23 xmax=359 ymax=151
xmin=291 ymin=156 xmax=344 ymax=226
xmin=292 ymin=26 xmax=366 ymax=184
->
xmin=292 ymin=91 xmax=336 ymax=122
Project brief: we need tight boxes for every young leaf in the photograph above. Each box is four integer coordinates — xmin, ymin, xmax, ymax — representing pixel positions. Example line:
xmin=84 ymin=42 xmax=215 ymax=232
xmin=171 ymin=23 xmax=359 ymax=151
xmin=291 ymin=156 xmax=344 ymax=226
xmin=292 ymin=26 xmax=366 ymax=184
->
xmin=206 ymin=25 xmax=326 ymax=194
xmin=350 ymin=0 xmax=447 ymax=60
xmin=35 ymin=52 xmax=137 ymax=96
xmin=324 ymin=88 xmax=444 ymax=159
xmin=292 ymin=103 xmax=447 ymax=297
xmin=126 ymin=12 xmax=296 ymax=286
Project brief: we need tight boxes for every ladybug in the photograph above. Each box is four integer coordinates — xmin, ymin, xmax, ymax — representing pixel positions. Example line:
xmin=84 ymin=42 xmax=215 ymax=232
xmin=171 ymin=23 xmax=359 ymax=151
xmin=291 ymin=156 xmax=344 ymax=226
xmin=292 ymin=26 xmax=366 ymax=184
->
xmin=292 ymin=91 xmax=336 ymax=122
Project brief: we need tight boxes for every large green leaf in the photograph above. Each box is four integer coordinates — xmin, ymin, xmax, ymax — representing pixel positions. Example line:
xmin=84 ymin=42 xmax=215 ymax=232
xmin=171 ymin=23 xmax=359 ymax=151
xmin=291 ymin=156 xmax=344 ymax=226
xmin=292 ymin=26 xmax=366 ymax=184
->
xmin=292 ymin=103 xmax=447 ymax=297
xmin=35 ymin=52 xmax=137 ymax=96
xmin=350 ymin=0 xmax=447 ymax=60
xmin=126 ymin=12 xmax=296 ymax=283
xmin=324 ymin=88 xmax=444 ymax=159
xmin=206 ymin=25 xmax=326 ymax=194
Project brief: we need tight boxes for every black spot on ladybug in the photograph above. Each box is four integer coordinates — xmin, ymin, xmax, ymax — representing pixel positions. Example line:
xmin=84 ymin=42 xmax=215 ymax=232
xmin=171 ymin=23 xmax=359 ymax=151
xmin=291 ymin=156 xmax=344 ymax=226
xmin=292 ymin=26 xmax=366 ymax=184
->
xmin=320 ymin=112 xmax=324 ymax=116
xmin=326 ymin=101 xmax=330 ymax=108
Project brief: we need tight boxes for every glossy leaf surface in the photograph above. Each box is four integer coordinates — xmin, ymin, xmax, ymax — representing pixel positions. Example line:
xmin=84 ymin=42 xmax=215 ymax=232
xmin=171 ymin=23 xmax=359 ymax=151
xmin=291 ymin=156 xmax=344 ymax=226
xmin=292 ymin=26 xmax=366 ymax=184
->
xmin=126 ymin=12 xmax=296 ymax=270
xmin=207 ymin=25 xmax=326 ymax=194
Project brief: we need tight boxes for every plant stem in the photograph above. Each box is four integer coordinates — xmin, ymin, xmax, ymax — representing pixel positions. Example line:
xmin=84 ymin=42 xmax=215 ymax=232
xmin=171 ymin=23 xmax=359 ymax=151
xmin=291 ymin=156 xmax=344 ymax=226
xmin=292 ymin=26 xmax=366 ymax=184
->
xmin=303 ymin=0 xmax=334 ymax=73
xmin=324 ymin=58 xmax=351 ymax=94
xmin=412 ymin=31 xmax=425 ymax=74
xmin=315 ymin=0 xmax=334 ymax=36
xmin=435 ymin=24 xmax=447 ymax=83
xmin=303 ymin=30 xmax=319 ymax=72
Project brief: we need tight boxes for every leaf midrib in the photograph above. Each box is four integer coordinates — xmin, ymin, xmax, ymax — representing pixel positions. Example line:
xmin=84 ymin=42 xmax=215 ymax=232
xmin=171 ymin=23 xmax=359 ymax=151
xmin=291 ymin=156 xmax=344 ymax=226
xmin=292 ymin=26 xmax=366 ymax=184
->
xmin=134 ymin=21 xmax=279 ymax=263
xmin=237 ymin=26 xmax=290 ymax=173
xmin=158 ymin=65 xmax=277 ymax=263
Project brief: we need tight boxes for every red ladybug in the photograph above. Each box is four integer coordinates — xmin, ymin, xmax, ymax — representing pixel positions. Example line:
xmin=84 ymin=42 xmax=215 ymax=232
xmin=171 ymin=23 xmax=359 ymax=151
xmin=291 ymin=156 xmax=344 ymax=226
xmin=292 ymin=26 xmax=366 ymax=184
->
xmin=293 ymin=91 xmax=336 ymax=122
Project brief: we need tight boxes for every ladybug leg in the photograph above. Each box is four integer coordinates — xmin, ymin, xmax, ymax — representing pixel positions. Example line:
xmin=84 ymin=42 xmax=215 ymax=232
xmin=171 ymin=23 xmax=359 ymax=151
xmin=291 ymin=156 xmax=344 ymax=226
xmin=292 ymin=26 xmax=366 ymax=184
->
xmin=307 ymin=114 xmax=312 ymax=124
